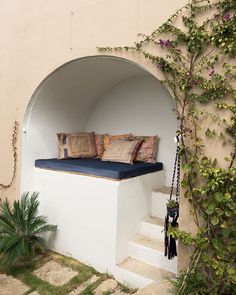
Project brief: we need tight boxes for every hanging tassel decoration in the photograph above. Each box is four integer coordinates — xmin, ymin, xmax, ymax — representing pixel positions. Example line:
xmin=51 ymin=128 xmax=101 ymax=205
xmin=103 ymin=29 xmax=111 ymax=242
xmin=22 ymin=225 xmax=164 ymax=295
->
xmin=164 ymin=135 xmax=180 ymax=260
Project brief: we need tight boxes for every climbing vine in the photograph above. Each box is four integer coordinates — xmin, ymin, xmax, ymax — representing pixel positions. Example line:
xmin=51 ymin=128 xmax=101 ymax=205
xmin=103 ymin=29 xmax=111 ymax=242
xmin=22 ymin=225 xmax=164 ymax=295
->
xmin=98 ymin=0 xmax=236 ymax=293
xmin=0 ymin=121 xmax=18 ymax=191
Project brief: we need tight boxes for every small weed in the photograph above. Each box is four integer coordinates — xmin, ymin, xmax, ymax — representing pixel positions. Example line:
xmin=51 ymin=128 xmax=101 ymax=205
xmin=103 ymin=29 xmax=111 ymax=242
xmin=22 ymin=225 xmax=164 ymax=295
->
xmin=118 ymin=282 xmax=137 ymax=294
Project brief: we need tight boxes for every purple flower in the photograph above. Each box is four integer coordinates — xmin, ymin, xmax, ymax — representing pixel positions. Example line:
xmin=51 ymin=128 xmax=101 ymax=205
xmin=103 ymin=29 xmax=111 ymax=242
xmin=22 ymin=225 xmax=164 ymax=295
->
xmin=194 ymin=80 xmax=200 ymax=85
xmin=223 ymin=14 xmax=230 ymax=21
xmin=209 ymin=69 xmax=215 ymax=77
xmin=159 ymin=39 xmax=170 ymax=47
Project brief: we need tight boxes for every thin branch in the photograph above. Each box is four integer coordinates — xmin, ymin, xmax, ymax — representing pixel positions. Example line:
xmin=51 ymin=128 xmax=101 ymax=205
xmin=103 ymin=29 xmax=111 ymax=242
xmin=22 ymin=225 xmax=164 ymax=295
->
xmin=0 ymin=121 xmax=18 ymax=191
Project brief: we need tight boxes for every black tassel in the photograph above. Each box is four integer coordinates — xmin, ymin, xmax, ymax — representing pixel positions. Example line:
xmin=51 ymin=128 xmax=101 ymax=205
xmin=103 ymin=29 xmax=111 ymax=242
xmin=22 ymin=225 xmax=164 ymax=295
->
xmin=165 ymin=213 xmax=178 ymax=260
xmin=165 ymin=135 xmax=180 ymax=260
xmin=164 ymin=215 xmax=169 ymax=257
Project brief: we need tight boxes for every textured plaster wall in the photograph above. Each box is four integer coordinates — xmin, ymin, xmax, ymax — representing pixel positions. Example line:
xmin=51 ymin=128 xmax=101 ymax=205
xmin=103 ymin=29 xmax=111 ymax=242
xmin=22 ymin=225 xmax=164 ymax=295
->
xmin=0 ymin=0 xmax=188 ymax=201
xmin=1 ymin=0 xmax=194 ymax=270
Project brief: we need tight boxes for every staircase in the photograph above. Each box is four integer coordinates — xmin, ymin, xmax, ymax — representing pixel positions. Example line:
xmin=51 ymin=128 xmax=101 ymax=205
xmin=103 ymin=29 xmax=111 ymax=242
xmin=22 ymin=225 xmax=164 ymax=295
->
xmin=115 ymin=186 xmax=177 ymax=288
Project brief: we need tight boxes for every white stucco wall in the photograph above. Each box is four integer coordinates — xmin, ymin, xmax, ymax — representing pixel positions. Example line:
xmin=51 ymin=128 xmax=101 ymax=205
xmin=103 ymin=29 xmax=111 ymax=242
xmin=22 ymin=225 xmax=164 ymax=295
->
xmin=87 ymin=76 xmax=178 ymax=185
xmin=33 ymin=167 xmax=165 ymax=277
xmin=21 ymin=56 xmax=177 ymax=191
xmin=0 ymin=0 xmax=188 ymax=201
xmin=1 ymin=0 xmax=195 ymax=273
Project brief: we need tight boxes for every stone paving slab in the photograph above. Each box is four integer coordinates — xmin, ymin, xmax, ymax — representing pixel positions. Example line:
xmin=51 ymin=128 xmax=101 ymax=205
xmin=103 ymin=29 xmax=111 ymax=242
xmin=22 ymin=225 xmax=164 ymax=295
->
xmin=68 ymin=275 xmax=99 ymax=295
xmin=95 ymin=279 xmax=118 ymax=295
xmin=33 ymin=260 xmax=78 ymax=286
xmin=134 ymin=281 xmax=172 ymax=295
xmin=111 ymin=289 xmax=130 ymax=295
xmin=0 ymin=274 xmax=29 ymax=295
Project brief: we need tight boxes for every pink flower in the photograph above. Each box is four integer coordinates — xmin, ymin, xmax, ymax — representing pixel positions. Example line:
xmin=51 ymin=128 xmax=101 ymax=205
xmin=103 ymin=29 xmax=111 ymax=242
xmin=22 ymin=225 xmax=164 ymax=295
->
xmin=159 ymin=39 xmax=170 ymax=47
xmin=209 ymin=69 xmax=215 ymax=77
xmin=223 ymin=14 xmax=230 ymax=21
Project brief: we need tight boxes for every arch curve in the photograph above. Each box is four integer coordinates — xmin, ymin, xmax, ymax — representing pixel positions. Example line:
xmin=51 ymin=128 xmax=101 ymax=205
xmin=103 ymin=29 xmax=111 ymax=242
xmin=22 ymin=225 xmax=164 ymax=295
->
xmin=21 ymin=55 xmax=178 ymax=191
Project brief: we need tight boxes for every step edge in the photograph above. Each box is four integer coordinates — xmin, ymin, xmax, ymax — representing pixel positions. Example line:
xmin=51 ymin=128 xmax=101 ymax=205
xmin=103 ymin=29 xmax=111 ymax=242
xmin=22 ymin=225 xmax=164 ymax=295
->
xmin=153 ymin=186 xmax=176 ymax=194
xmin=129 ymin=240 xmax=164 ymax=253
xmin=128 ymin=253 xmax=178 ymax=275
xmin=131 ymin=235 xmax=164 ymax=249
xmin=113 ymin=264 xmax=154 ymax=288
xmin=142 ymin=218 xmax=164 ymax=227
xmin=120 ymin=257 xmax=176 ymax=278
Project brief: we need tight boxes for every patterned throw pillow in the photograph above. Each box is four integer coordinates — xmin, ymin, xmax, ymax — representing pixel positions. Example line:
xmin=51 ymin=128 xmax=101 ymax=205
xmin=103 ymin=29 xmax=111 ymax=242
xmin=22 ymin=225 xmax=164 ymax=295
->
xmin=134 ymin=135 xmax=159 ymax=163
xmin=102 ymin=139 xmax=142 ymax=164
xmin=95 ymin=134 xmax=105 ymax=158
xmin=57 ymin=132 xmax=96 ymax=159
xmin=103 ymin=134 xmax=133 ymax=151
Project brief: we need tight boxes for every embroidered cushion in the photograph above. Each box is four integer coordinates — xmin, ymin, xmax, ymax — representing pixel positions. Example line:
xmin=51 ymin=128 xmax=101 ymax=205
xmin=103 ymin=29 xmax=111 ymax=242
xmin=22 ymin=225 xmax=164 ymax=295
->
xmin=57 ymin=132 xmax=96 ymax=159
xmin=133 ymin=135 xmax=159 ymax=163
xmin=103 ymin=134 xmax=133 ymax=151
xmin=102 ymin=139 xmax=142 ymax=164
xmin=95 ymin=134 xmax=105 ymax=159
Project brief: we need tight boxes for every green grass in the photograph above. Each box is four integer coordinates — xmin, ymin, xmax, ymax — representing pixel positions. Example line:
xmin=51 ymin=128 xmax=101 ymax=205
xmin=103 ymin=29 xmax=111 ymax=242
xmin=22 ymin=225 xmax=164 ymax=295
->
xmin=0 ymin=251 xmax=135 ymax=295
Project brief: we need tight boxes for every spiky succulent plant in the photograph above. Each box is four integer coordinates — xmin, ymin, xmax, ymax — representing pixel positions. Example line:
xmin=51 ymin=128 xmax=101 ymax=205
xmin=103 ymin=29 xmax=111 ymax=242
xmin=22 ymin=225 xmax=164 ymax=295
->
xmin=0 ymin=192 xmax=57 ymax=269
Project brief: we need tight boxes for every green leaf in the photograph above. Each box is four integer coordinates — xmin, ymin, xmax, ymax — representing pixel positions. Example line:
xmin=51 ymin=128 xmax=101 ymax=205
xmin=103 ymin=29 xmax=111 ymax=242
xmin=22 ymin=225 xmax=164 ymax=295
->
xmin=227 ymin=268 xmax=236 ymax=275
xmin=208 ymin=201 xmax=216 ymax=210
xmin=181 ymin=179 xmax=189 ymax=188
xmin=212 ymin=237 xmax=223 ymax=250
xmin=215 ymin=192 xmax=223 ymax=202
xmin=205 ymin=208 xmax=214 ymax=215
xmin=183 ymin=163 xmax=192 ymax=173
xmin=211 ymin=215 xmax=219 ymax=226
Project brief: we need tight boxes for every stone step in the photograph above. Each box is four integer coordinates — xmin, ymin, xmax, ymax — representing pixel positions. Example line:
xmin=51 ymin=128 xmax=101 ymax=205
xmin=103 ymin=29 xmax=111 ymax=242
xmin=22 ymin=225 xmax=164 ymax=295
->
xmin=128 ymin=235 xmax=177 ymax=273
xmin=151 ymin=187 xmax=176 ymax=220
xmin=153 ymin=186 xmax=176 ymax=195
xmin=134 ymin=281 xmax=173 ymax=295
xmin=140 ymin=217 xmax=164 ymax=240
xmin=119 ymin=257 xmax=175 ymax=282
xmin=111 ymin=264 xmax=154 ymax=289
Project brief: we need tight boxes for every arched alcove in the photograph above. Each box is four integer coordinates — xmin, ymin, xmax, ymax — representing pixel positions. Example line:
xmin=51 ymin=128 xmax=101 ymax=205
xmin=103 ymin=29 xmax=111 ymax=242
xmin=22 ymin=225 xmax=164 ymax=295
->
xmin=22 ymin=55 xmax=178 ymax=192
xmin=21 ymin=55 xmax=179 ymax=284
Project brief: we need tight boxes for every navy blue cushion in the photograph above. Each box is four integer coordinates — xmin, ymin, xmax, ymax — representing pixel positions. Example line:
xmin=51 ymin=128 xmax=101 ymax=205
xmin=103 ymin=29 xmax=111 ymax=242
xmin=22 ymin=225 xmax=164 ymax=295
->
xmin=35 ymin=158 xmax=163 ymax=180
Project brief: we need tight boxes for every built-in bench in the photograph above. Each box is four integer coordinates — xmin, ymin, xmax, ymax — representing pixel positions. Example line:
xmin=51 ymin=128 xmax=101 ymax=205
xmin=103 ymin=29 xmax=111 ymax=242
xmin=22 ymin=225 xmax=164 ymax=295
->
xmin=33 ymin=158 xmax=166 ymax=279
xmin=35 ymin=158 xmax=163 ymax=180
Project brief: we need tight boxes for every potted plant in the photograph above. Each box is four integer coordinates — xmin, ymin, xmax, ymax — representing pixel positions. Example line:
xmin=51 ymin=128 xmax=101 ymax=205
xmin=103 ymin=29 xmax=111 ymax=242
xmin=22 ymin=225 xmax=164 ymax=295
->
xmin=166 ymin=199 xmax=179 ymax=218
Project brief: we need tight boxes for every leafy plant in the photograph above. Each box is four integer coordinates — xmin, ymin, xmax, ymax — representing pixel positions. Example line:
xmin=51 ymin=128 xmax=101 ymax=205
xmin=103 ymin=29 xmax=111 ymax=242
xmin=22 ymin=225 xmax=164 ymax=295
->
xmin=98 ymin=0 xmax=236 ymax=293
xmin=0 ymin=192 xmax=57 ymax=269
xmin=166 ymin=199 xmax=179 ymax=209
